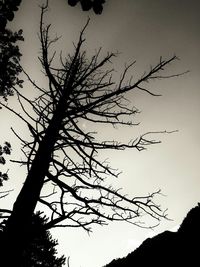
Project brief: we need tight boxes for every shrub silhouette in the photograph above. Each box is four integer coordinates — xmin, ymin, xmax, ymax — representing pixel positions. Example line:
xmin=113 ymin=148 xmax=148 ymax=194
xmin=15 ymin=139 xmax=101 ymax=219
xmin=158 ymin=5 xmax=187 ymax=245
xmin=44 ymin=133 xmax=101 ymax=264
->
xmin=104 ymin=203 xmax=200 ymax=266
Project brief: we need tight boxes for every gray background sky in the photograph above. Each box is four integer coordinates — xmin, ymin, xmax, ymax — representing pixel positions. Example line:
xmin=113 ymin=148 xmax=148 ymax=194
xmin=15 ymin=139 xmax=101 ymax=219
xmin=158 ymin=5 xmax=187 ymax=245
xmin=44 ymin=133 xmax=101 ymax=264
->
xmin=1 ymin=1 xmax=200 ymax=267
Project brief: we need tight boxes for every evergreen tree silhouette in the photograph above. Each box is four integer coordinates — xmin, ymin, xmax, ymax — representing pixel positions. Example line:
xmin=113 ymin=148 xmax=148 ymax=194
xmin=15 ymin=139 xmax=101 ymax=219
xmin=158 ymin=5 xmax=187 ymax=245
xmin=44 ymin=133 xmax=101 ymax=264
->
xmin=21 ymin=212 xmax=66 ymax=267
xmin=0 ymin=212 xmax=65 ymax=267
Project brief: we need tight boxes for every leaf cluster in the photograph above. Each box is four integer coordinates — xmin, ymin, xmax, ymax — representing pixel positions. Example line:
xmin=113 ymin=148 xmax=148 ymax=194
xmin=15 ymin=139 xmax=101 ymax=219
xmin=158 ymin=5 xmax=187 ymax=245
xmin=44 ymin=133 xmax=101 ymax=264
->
xmin=68 ymin=0 xmax=105 ymax=14
xmin=0 ymin=0 xmax=22 ymax=30
xmin=0 ymin=142 xmax=11 ymax=186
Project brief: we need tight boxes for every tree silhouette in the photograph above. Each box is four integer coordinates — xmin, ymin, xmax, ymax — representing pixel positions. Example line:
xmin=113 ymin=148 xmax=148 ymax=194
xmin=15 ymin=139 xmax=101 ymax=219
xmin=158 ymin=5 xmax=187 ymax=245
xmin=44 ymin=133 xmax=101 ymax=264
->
xmin=0 ymin=212 xmax=65 ymax=266
xmin=0 ymin=2 xmax=182 ymax=266
xmin=21 ymin=212 xmax=66 ymax=267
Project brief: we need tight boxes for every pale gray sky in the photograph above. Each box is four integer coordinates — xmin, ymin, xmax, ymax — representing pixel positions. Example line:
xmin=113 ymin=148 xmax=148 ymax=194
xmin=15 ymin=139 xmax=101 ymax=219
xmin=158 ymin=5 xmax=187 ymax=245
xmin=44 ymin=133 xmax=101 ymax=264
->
xmin=1 ymin=1 xmax=200 ymax=267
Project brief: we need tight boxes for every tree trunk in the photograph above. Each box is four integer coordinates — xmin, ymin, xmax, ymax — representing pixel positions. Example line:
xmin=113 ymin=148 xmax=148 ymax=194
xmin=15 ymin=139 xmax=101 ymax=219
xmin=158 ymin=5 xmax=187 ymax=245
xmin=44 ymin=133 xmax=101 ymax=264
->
xmin=1 ymin=96 xmax=66 ymax=266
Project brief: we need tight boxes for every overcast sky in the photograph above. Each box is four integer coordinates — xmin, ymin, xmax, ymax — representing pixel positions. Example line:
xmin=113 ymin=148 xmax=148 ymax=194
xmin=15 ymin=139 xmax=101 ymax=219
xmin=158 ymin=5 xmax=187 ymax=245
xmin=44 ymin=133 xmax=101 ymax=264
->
xmin=1 ymin=1 xmax=200 ymax=267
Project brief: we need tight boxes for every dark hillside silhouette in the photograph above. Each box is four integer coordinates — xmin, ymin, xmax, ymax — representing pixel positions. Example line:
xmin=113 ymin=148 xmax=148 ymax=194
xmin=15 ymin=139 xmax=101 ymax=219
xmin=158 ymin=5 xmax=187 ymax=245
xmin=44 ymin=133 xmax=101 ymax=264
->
xmin=105 ymin=203 xmax=200 ymax=266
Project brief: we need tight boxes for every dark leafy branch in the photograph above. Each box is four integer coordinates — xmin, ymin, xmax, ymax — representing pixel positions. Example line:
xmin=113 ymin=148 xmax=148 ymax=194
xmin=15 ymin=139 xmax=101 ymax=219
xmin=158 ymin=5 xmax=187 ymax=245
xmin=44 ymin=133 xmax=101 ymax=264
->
xmin=0 ymin=0 xmax=22 ymax=30
xmin=0 ymin=0 xmax=24 ymax=100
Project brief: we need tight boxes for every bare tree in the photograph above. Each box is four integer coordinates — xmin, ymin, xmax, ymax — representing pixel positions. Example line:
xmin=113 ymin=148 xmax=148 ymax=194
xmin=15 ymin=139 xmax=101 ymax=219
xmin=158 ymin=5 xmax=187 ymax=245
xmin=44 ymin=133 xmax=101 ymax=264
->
xmin=0 ymin=2 xmax=182 ymax=266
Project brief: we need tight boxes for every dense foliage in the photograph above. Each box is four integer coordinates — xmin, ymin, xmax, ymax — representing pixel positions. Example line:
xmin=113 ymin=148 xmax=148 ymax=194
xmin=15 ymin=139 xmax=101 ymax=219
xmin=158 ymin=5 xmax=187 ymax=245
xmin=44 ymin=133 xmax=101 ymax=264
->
xmin=0 ymin=0 xmax=24 ymax=99
xmin=0 ymin=28 xmax=24 ymax=99
xmin=21 ymin=213 xmax=66 ymax=267
xmin=0 ymin=212 xmax=66 ymax=266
